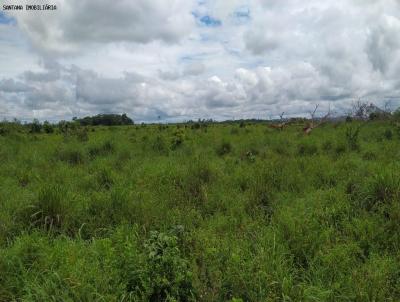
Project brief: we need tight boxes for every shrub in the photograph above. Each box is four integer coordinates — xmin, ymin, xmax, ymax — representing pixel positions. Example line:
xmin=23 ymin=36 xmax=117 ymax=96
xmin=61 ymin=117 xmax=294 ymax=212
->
xmin=29 ymin=119 xmax=42 ymax=134
xmin=152 ymin=136 xmax=169 ymax=155
xmin=393 ymin=108 xmax=400 ymax=120
xmin=345 ymin=125 xmax=361 ymax=151
xmin=75 ymin=127 xmax=89 ymax=142
xmin=383 ymin=129 xmax=393 ymax=140
xmin=362 ymin=151 xmax=377 ymax=161
xmin=125 ymin=229 xmax=196 ymax=301
xmin=243 ymin=150 xmax=256 ymax=163
xmin=57 ymin=120 xmax=77 ymax=135
xmin=87 ymin=187 xmax=132 ymax=229
xmin=171 ymin=131 xmax=184 ymax=150
xmin=247 ymin=177 xmax=275 ymax=218
xmin=297 ymin=142 xmax=318 ymax=156
xmin=43 ymin=121 xmax=54 ymax=134
xmin=175 ymin=161 xmax=212 ymax=210
xmin=0 ymin=126 xmax=10 ymax=136
xmin=17 ymin=170 xmax=32 ymax=187
xmin=191 ymin=123 xmax=201 ymax=130
xmin=334 ymin=143 xmax=347 ymax=156
xmin=57 ymin=147 xmax=85 ymax=165
xmin=27 ymin=185 xmax=68 ymax=231
xmin=369 ymin=112 xmax=391 ymax=121
xmin=322 ymin=141 xmax=333 ymax=152
xmin=367 ymin=172 xmax=400 ymax=207
xmin=88 ymin=141 xmax=115 ymax=158
xmin=216 ymin=141 xmax=232 ymax=156
xmin=97 ymin=167 xmax=115 ymax=190
xmin=351 ymin=170 xmax=400 ymax=212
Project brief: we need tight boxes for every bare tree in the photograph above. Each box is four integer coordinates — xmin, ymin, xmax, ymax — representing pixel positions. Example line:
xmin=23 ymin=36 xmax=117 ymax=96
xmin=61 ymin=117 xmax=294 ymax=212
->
xmin=384 ymin=100 xmax=392 ymax=113
xmin=269 ymin=112 xmax=287 ymax=131
xmin=303 ymin=104 xmax=331 ymax=135
xmin=352 ymin=98 xmax=370 ymax=121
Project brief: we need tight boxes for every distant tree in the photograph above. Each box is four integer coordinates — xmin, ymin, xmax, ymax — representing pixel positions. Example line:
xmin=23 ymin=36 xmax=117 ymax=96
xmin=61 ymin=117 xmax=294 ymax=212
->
xmin=29 ymin=119 xmax=42 ymax=133
xmin=351 ymin=99 xmax=390 ymax=121
xmin=369 ymin=111 xmax=391 ymax=121
xmin=76 ymin=113 xmax=134 ymax=126
xmin=58 ymin=120 xmax=76 ymax=134
xmin=43 ymin=121 xmax=54 ymax=133
xmin=393 ymin=107 xmax=400 ymax=121
xmin=121 ymin=113 xmax=133 ymax=125
xmin=303 ymin=105 xmax=331 ymax=135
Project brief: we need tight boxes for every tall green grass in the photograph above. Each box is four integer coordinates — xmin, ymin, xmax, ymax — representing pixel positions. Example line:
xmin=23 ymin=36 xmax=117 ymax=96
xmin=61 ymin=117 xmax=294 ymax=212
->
xmin=0 ymin=121 xmax=399 ymax=301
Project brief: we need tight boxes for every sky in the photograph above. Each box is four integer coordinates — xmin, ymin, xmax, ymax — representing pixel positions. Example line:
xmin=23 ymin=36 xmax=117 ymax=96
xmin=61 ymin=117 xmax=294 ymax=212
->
xmin=0 ymin=0 xmax=400 ymax=122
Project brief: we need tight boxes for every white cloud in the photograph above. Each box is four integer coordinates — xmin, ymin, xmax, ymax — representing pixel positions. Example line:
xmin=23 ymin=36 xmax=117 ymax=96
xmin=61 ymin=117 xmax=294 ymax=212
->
xmin=1 ymin=0 xmax=400 ymax=121
xmin=7 ymin=0 xmax=195 ymax=54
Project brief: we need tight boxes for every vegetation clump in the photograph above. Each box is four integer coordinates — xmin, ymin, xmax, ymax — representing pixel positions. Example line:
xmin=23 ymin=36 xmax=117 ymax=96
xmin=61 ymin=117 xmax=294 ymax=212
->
xmin=216 ymin=141 xmax=232 ymax=156
xmin=88 ymin=140 xmax=115 ymax=158
xmin=76 ymin=113 xmax=134 ymax=126
xmin=133 ymin=229 xmax=196 ymax=301
xmin=345 ymin=125 xmax=361 ymax=151
xmin=0 ymin=116 xmax=400 ymax=301
xmin=171 ymin=130 xmax=184 ymax=150
xmin=21 ymin=185 xmax=70 ymax=232
xmin=56 ymin=147 xmax=86 ymax=165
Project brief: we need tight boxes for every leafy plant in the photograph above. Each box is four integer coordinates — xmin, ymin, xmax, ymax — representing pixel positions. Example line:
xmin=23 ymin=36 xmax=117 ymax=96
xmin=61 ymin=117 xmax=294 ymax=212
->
xmin=124 ymin=229 xmax=196 ymax=301
xmin=297 ymin=141 xmax=318 ymax=156
xmin=57 ymin=147 xmax=86 ymax=165
xmin=29 ymin=119 xmax=42 ymax=134
xmin=43 ymin=121 xmax=54 ymax=134
xmin=97 ymin=167 xmax=115 ymax=190
xmin=345 ymin=125 xmax=361 ymax=150
xmin=88 ymin=141 xmax=115 ymax=158
xmin=216 ymin=141 xmax=232 ymax=156
xmin=28 ymin=185 xmax=69 ymax=231
xmin=171 ymin=130 xmax=184 ymax=150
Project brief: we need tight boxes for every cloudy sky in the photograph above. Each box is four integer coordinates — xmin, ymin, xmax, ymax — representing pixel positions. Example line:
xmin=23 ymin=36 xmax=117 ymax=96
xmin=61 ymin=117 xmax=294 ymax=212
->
xmin=1 ymin=0 xmax=400 ymax=122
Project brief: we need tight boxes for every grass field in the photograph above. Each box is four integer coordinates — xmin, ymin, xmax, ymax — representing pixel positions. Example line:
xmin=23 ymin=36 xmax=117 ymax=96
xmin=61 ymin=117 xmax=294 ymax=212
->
xmin=0 ymin=120 xmax=399 ymax=301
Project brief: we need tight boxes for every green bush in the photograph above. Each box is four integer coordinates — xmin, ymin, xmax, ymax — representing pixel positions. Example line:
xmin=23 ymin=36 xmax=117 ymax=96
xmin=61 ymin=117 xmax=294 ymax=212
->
xmin=152 ymin=135 xmax=169 ymax=155
xmin=393 ymin=108 xmax=400 ymax=120
xmin=322 ymin=140 xmax=333 ymax=152
xmin=96 ymin=167 xmax=115 ymax=190
xmin=171 ymin=130 xmax=184 ymax=150
xmin=43 ymin=121 xmax=54 ymax=134
xmin=139 ymin=230 xmax=195 ymax=301
xmin=24 ymin=185 xmax=69 ymax=232
xmin=362 ymin=151 xmax=377 ymax=161
xmin=75 ymin=127 xmax=89 ymax=142
xmin=297 ymin=142 xmax=318 ymax=156
xmin=29 ymin=119 xmax=42 ymax=134
xmin=88 ymin=140 xmax=115 ymax=158
xmin=56 ymin=147 xmax=86 ymax=165
xmin=345 ymin=125 xmax=361 ymax=151
xmin=216 ymin=141 xmax=232 ymax=156
xmin=350 ymin=170 xmax=400 ymax=212
xmin=87 ymin=187 xmax=133 ymax=231
xmin=383 ymin=129 xmax=393 ymax=140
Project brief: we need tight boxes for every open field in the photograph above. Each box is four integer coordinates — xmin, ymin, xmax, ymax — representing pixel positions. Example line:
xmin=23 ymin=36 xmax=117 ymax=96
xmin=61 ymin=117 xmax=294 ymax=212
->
xmin=0 ymin=120 xmax=400 ymax=301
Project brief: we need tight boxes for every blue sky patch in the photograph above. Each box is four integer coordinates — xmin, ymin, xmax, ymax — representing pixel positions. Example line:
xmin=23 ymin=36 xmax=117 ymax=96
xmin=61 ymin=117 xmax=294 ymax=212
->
xmin=0 ymin=12 xmax=15 ymax=25
xmin=192 ymin=12 xmax=222 ymax=27
xmin=200 ymin=15 xmax=222 ymax=27
xmin=232 ymin=6 xmax=251 ymax=24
